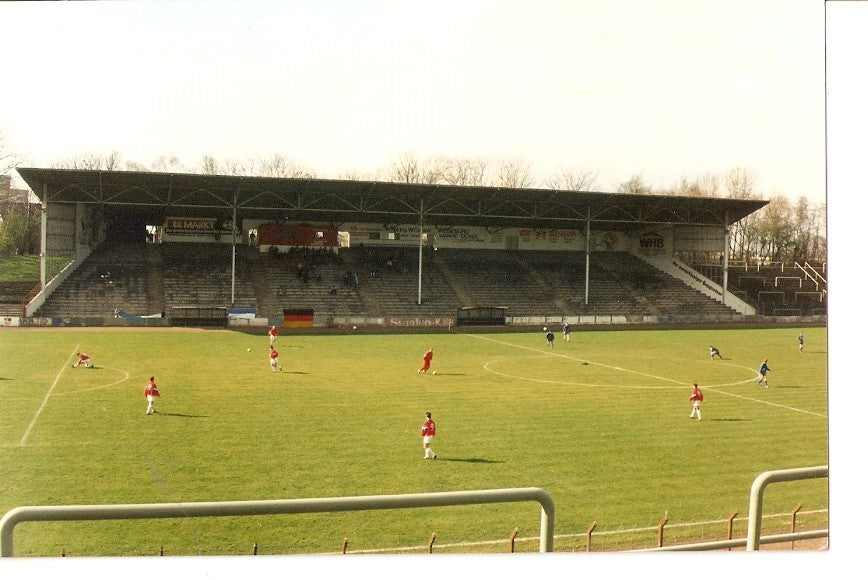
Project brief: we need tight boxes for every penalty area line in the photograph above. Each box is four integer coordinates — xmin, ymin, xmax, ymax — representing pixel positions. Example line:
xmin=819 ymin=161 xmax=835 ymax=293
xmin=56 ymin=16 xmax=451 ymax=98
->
xmin=19 ymin=345 xmax=79 ymax=446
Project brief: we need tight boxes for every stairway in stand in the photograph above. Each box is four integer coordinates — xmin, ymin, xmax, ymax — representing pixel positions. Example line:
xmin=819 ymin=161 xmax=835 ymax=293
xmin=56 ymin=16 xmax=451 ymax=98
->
xmin=511 ymin=252 xmax=571 ymax=314
xmin=248 ymin=251 xmax=276 ymax=318
xmin=431 ymin=251 xmax=473 ymax=307
xmin=145 ymin=244 xmax=165 ymax=315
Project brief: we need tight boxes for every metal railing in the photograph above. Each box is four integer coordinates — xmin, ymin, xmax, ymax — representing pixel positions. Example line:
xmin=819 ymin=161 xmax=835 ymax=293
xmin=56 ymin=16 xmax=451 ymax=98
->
xmin=630 ymin=465 xmax=829 ymax=552
xmin=746 ymin=465 xmax=828 ymax=550
xmin=0 ymin=487 xmax=555 ymax=557
xmin=1 ymin=467 xmax=828 ymax=555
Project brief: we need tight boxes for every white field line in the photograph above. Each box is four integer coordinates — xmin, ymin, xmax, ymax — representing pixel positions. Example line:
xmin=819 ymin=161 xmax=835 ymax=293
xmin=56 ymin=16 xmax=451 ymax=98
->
xmin=471 ymin=334 xmax=826 ymax=418
xmin=19 ymin=345 xmax=79 ymax=446
xmin=53 ymin=366 xmax=132 ymax=394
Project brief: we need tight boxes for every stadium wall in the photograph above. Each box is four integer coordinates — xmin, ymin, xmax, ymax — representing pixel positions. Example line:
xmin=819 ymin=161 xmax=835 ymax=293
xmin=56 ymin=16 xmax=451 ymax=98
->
xmin=240 ymin=221 xmax=723 ymax=254
xmin=1 ymin=313 xmax=827 ymax=329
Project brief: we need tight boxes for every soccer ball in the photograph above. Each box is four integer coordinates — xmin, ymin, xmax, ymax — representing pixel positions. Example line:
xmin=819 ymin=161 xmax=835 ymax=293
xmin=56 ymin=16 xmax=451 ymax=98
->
xmin=432 ymin=371 xmax=437 ymax=375
xmin=543 ymin=327 xmax=547 ymax=331
xmin=352 ymin=325 xmax=357 ymax=330
xmin=247 ymin=348 xmax=251 ymax=352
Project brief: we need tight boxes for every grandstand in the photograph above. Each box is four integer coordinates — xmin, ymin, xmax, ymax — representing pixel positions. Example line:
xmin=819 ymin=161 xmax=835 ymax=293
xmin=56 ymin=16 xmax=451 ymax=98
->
xmin=9 ymin=167 xmax=816 ymax=327
xmin=31 ymin=241 xmax=748 ymax=321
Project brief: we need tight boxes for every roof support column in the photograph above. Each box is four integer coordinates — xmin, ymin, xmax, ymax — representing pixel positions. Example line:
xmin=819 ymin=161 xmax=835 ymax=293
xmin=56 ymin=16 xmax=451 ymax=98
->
xmin=417 ymin=198 xmax=424 ymax=306
xmin=231 ymin=199 xmax=237 ymax=305
xmin=584 ymin=209 xmax=591 ymax=305
xmin=722 ymin=211 xmax=730 ymax=306
xmin=39 ymin=183 xmax=48 ymax=290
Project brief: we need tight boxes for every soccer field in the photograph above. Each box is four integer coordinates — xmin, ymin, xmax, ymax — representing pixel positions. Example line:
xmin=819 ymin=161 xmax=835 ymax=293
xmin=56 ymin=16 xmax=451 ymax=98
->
xmin=0 ymin=325 xmax=828 ymax=555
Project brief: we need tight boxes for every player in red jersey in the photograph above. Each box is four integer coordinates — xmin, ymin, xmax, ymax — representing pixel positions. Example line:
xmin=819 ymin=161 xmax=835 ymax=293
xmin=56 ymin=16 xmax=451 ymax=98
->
xmin=268 ymin=325 xmax=278 ymax=346
xmin=418 ymin=347 xmax=433 ymax=374
xmin=73 ymin=352 xmax=93 ymax=368
xmin=269 ymin=345 xmax=283 ymax=372
xmin=420 ymin=412 xmax=437 ymax=459
xmin=144 ymin=376 xmax=160 ymax=415
xmin=689 ymin=383 xmax=704 ymax=421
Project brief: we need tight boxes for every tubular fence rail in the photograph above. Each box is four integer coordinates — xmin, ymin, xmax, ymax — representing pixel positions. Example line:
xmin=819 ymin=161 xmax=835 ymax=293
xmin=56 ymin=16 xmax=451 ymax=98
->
xmin=0 ymin=467 xmax=827 ymax=556
xmin=0 ymin=487 xmax=555 ymax=557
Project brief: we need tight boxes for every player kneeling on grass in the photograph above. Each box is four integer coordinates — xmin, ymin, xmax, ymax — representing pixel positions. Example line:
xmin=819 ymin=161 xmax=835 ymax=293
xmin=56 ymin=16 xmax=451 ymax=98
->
xmin=73 ymin=352 xmax=93 ymax=368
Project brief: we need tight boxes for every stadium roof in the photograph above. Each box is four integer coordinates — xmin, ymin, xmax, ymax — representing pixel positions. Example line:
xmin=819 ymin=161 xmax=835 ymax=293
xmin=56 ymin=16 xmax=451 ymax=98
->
xmin=16 ymin=167 xmax=768 ymax=231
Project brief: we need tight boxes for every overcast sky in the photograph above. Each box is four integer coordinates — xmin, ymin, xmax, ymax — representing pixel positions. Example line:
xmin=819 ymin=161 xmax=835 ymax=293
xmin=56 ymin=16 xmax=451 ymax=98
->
xmin=0 ymin=0 xmax=846 ymax=205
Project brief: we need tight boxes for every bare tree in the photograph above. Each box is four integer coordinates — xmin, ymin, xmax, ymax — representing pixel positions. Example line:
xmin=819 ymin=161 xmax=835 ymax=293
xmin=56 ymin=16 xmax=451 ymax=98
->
xmin=51 ymin=151 xmax=124 ymax=170
xmin=756 ymin=196 xmax=795 ymax=262
xmin=545 ymin=166 xmax=598 ymax=192
xmin=724 ymin=167 xmax=756 ymax=200
xmin=199 ymin=155 xmax=221 ymax=175
xmin=150 ymin=154 xmax=186 ymax=173
xmin=790 ymin=196 xmax=813 ymax=263
xmin=123 ymin=160 xmax=150 ymax=172
xmin=724 ymin=167 xmax=759 ymax=261
xmin=695 ymin=172 xmax=721 ymax=197
xmin=810 ymin=203 xmax=827 ymax=264
xmin=0 ymin=131 xmax=22 ymax=175
xmin=388 ymin=151 xmax=423 ymax=184
xmin=221 ymin=158 xmax=257 ymax=176
xmin=103 ymin=151 xmax=123 ymax=171
xmin=495 ymin=158 xmax=534 ymax=188
xmin=789 ymin=196 xmax=827 ymax=264
xmin=258 ymin=154 xmax=313 ymax=178
xmin=338 ymin=168 xmax=383 ymax=181
xmin=616 ymin=173 xmax=652 ymax=194
xmin=442 ymin=157 xmax=488 ymax=186
xmin=664 ymin=173 xmax=721 ymax=197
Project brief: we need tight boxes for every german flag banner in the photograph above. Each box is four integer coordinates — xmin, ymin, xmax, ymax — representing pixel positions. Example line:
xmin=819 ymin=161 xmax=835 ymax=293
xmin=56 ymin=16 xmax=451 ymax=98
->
xmin=283 ymin=309 xmax=314 ymax=327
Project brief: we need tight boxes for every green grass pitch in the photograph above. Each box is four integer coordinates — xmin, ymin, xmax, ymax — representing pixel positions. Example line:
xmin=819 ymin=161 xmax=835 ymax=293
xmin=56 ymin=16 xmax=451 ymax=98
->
xmin=0 ymin=325 xmax=828 ymax=555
